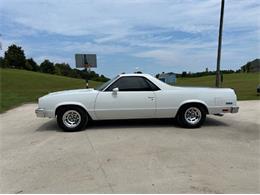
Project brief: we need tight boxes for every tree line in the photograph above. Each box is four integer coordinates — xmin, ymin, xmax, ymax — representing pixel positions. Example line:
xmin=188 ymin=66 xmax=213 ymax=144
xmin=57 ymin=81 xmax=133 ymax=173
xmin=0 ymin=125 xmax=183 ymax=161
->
xmin=177 ymin=69 xmax=238 ymax=78
xmin=155 ymin=69 xmax=238 ymax=79
xmin=0 ymin=44 xmax=109 ymax=82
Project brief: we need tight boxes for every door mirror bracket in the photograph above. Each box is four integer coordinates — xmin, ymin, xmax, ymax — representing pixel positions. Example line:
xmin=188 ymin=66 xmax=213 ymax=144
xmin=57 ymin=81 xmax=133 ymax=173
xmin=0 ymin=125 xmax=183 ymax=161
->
xmin=112 ymin=87 xmax=119 ymax=94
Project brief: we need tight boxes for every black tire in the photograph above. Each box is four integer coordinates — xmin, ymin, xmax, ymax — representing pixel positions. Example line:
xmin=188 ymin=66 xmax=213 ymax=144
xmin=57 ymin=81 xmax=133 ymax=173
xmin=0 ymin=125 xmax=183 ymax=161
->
xmin=177 ymin=104 xmax=206 ymax=128
xmin=57 ymin=106 xmax=88 ymax=132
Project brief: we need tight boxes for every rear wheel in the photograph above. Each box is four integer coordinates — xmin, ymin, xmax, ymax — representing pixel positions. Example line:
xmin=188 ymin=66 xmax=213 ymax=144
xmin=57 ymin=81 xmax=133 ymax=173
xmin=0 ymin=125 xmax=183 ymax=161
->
xmin=177 ymin=105 xmax=206 ymax=128
xmin=57 ymin=106 xmax=88 ymax=132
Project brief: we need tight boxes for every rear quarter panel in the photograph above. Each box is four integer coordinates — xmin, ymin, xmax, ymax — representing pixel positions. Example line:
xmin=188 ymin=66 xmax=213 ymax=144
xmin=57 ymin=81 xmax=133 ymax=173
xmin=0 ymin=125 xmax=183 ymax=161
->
xmin=154 ymin=87 xmax=231 ymax=118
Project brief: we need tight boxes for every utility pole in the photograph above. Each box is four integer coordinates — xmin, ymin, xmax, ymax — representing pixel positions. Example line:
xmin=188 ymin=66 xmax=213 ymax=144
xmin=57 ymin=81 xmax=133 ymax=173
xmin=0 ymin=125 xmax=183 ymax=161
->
xmin=216 ymin=0 xmax=225 ymax=87
xmin=0 ymin=34 xmax=2 ymax=50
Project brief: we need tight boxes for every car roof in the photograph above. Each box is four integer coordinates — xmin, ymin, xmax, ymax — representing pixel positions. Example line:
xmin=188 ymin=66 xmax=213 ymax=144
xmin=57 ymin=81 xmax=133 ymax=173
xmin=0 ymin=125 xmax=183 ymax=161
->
xmin=119 ymin=73 xmax=151 ymax=77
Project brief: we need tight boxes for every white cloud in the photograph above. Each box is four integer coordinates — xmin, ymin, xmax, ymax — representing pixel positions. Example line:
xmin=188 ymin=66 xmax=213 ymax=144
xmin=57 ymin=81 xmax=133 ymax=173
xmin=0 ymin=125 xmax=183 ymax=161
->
xmin=61 ymin=41 xmax=131 ymax=54
xmin=2 ymin=0 xmax=257 ymax=36
xmin=0 ymin=0 xmax=259 ymax=73
xmin=34 ymin=55 xmax=72 ymax=65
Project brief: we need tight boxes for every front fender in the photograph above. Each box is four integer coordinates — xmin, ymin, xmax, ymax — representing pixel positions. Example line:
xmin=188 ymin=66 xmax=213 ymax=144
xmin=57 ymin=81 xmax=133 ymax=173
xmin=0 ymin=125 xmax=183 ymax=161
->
xmin=55 ymin=101 xmax=88 ymax=112
xmin=54 ymin=102 xmax=96 ymax=120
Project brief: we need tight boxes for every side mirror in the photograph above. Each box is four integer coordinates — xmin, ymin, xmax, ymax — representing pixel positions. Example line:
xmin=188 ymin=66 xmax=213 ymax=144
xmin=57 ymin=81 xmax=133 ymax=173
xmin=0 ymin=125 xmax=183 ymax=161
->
xmin=112 ymin=87 xmax=119 ymax=94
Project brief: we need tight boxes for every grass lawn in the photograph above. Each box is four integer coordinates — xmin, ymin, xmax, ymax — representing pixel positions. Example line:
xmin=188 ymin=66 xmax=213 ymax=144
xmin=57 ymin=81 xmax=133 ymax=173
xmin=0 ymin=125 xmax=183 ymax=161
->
xmin=0 ymin=68 xmax=103 ymax=113
xmin=176 ymin=73 xmax=260 ymax=100
xmin=1 ymin=69 xmax=259 ymax=113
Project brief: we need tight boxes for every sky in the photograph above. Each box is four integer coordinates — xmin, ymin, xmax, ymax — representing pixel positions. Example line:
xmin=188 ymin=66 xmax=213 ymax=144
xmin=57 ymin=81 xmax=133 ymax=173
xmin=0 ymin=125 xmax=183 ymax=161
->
xmin=0 ymin=0 xmax=259 ymax=78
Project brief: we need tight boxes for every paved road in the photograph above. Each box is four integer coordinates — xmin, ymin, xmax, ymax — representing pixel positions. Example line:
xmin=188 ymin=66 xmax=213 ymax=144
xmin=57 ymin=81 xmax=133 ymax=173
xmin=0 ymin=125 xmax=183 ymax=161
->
xmin=0 ymin=101 xmax=259 ymax=193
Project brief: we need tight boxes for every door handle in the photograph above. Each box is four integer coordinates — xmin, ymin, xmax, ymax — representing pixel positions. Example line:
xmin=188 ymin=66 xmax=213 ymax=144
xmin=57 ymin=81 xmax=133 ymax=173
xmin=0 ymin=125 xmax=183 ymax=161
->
xmin=148 ymin=97 xmax=155 ymax=100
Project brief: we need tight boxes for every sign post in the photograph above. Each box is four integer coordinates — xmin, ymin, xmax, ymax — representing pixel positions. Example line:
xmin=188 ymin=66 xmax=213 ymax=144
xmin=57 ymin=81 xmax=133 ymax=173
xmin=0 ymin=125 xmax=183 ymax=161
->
xmin=85 ymin=64 xmax=91 ymax=88
xmin=75 ymin=54 xmax=97 ymax=88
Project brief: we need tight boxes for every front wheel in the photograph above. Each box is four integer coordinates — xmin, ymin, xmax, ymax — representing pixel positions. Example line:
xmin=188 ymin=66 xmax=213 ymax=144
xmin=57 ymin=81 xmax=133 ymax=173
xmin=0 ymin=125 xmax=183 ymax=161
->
xmin=177 ymin=105 xmax=206 ymax=128
xmin=57 ymin=107 xmax=88 ymax=132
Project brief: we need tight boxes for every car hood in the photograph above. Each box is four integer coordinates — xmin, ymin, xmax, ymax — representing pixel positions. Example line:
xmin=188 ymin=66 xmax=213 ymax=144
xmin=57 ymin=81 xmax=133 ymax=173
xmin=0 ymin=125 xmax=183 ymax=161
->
xmin=46 ymin=88 xmax=96 ymax=96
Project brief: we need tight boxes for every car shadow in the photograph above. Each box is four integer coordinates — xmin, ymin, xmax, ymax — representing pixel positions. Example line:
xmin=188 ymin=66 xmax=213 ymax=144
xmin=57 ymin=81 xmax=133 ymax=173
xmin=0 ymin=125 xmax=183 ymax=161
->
xmin=36 ymin=119 xmax=63 ymax=132
xmin=88 ymin=118 xmax=179 ymax=130
xmin=204 ymin=116 xmax=229 ymax=127
xmin=36 ymin=116 xmax=228 ymax=132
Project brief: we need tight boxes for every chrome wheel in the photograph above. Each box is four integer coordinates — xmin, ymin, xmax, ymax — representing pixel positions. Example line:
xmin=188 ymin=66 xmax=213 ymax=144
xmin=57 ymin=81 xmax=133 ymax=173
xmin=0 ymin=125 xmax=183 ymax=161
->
xmin=184 ymin=107 xmax=202 ymax=125
xmin=62 ymin=110 xmax=81 ymax=128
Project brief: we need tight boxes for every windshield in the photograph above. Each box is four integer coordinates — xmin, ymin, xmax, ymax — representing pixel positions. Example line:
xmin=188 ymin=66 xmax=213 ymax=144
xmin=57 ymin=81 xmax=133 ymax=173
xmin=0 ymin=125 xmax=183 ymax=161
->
xmin=95 ymin=76 xmax=119 ymax=91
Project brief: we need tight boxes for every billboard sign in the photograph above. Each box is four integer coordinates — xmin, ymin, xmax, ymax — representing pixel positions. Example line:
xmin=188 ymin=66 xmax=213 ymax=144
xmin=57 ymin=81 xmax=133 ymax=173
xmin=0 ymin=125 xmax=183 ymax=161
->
xmin=75 ymin=54 xmax=97 ymax=68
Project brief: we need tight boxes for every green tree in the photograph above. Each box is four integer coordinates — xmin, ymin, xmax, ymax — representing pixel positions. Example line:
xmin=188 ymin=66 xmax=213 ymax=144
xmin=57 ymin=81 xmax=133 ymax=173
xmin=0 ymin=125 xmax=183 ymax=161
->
xmin=24 ymin=60 xmax=33 ymax=70
xmin=0 ymin=57 xmax=6 ymax=68
xmin=26 ymin=58 xmax=40 ymax=72
xmin=245 ymin=62 xmax=251 ymax=72
xmin=4 ymin=44 xmax=26 ymax=69
xmin=40 ymin=59 xmax=55 ymax=74
xmin=54 ymin=63 xmax=72 ymax=76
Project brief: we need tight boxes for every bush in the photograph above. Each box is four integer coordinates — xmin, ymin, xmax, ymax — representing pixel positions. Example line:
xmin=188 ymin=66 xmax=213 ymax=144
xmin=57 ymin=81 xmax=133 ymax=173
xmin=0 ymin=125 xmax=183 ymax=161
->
xmin=40 ymin=60 xmax=55 ymax=74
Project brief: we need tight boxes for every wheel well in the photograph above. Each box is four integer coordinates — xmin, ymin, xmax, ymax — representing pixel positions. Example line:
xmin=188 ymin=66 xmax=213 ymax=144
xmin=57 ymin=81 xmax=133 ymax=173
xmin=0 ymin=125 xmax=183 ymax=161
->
xmin=55 ymin=105 xmax=91 ymax=119
xmin=176 ymin=102 xmax=209 ymax=116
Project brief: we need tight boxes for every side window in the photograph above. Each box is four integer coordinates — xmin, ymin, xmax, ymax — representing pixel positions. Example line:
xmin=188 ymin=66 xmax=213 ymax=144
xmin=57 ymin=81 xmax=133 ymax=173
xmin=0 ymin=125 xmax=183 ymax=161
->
xmin=144 ymin=78 xmax=160 ymax=91
xmin=106 ymin=76 xmax=154 ymax=91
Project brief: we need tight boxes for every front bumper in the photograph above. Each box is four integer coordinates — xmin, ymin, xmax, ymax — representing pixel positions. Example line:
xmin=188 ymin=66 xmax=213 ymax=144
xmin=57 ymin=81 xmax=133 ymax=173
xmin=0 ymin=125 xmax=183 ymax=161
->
xmin=35 ymin=108 xmax=46 ymax=117
xmin=230 ymin=106 xmax=239 ymax=113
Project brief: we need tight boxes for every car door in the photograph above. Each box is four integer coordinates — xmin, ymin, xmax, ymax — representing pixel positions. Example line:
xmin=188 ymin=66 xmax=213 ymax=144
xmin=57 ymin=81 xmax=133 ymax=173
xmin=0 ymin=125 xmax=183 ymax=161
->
xmin=94 ymin=76 xmax=157 ymax=120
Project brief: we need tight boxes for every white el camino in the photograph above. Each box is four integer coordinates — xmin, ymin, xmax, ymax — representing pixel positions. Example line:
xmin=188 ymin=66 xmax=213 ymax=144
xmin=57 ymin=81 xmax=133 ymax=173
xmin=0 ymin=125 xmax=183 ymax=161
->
xmin=36 ymin=73 xmax=239 ymax=131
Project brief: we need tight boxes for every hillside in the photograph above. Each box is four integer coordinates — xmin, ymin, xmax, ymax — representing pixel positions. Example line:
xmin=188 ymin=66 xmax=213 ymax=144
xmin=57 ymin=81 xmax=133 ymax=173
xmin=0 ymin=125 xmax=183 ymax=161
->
xmin=1 ymin=69 xmax=259 ymax=113
xmin=0 ymin=69 xmax=103 ymax=113
xmin=176 ymin=73 xmax=260 ymax=100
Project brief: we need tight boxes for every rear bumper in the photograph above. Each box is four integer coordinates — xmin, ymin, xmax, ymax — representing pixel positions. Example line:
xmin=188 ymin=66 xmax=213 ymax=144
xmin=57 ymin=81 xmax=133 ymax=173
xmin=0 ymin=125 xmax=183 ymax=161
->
xmin=209 ymin=106 xmax=239 ymax=115
xmin=230 ymin=106 xmax=239 ymax=113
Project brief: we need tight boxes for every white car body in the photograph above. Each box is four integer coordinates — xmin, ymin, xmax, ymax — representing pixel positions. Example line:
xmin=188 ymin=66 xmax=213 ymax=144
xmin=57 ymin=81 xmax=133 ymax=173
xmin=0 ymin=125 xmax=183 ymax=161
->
xmin=36 ymin=73 xmax=239 ymax=122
